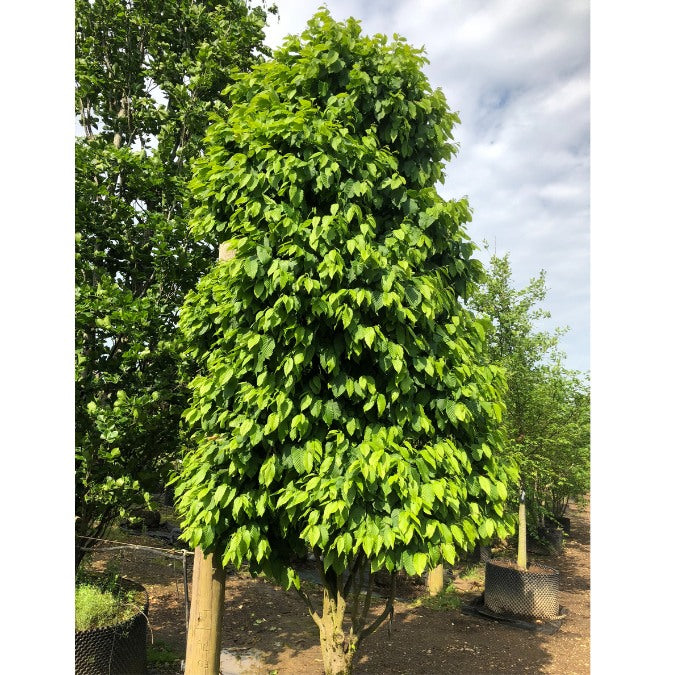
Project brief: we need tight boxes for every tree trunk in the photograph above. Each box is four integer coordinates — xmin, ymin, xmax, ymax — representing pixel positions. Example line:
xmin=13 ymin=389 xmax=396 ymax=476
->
xmin=318 ymin=588 xmax=357 ymax=675
xmin=296 ymin=562 xmax=396 ymax=675
xmin=319 ymin=637 xmax=356 ymax=675
xmin=75 ymin=509 xmax=113 ymax=573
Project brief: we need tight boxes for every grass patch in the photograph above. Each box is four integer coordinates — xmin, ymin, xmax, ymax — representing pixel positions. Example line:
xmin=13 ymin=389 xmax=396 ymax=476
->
xmin=75 ymin=576 xmax=145 ymax=631
xmin=458 ymin=564 xmax=483 ymax=581
xmin=418 ymin=584 xmax=462 ymax=611
xmin=148 ymin=641 xmax=183 ymax=665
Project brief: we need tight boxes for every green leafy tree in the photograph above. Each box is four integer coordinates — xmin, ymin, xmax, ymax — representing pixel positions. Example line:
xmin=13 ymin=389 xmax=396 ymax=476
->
xmin=469 ymin=253 xmax=590 ymax=528
xmin=75 ymin=0 xmax=275 ymax=569
xmin=514 ymin=365 xmax=590 ymax=523
xmin=175 ymin=12 xmax=516 ymax=674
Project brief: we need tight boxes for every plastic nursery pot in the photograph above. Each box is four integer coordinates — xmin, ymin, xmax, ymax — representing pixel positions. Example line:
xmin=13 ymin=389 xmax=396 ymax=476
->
xmin=163 ymin=484 xmax=176 ymax=507
xmin=124 ymin=508 xmax=161 ymax=530
xmin=75 ymin=579 xmax=149 ymax=675
xmin=466 ymin=543 xmax=492 ymax=563
xmin=484 ymin=559 xmax=560 ymax=620
xmin=538 ymin=525 xmax=564 ymax=554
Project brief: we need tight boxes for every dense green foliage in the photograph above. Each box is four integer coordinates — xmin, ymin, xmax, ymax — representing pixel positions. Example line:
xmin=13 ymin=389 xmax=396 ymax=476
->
xmin=518 ymin=367 xmax=589 ymax=520
xmin=470 ymin=254 xmax=590 ymax=527
xmin=175 ymin=14 xmax=517 ymax=669
xmin=74 ymin=0 xmax=274 ymax=568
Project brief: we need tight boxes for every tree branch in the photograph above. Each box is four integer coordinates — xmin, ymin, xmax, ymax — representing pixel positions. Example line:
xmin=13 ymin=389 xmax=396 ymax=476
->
xmin=342 ymin=550 xmax=364 ymax=599
xmin=356 ymin=570 xmax=374 ymax=634
xmin=349 ymin=560 xmax=366 ymax=632
xmin=314 ymin=548 xmax=338 ymax=600
xmin=295 ymin=585 xmax=322 ymax=630
xmin=359 ymin=572 xmax=396 ymax=644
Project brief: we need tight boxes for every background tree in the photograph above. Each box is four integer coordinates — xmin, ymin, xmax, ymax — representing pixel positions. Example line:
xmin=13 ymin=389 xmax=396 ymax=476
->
xmin=75 ymin=0 xmax=276 ymax=569
xmin=175 ymin=12 xmax=517 ymax=675
xmin=513 ymin=364 xmax=590 ymax=523
xmin=469 ymin=253 xmax=590 ymax=529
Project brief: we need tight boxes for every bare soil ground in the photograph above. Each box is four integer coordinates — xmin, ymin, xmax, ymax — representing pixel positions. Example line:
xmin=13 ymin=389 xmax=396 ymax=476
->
xmin=87 ymin=502 xmax=589 ymax=674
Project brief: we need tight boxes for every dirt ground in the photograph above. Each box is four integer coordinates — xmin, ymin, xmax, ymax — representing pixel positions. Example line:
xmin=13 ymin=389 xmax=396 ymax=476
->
xmin=87 ymin=501 xmax=589 ymax=674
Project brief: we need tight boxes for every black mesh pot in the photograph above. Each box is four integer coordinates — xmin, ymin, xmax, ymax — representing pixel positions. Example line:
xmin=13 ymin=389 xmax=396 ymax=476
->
xmin=538 ymin=525 xmax=564 ymax=554
xmin=465 ymin=543 xmax=492 ymax=563
xmin=163 ymin=485 xmax=175 ymax=507
xmin=484 ymin=560 xmax=560 ymax=620
xmin=75 ymin=580 xmax=149 ymax=675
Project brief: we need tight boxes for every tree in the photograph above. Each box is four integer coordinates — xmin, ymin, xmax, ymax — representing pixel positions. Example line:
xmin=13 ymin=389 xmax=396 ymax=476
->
xmin=75 ymin=0 xmax=276 ymax=569
xmin=469 ymin=253 xmax=590 ymax=529
xmin=513 ymin=365 xmax=590 ymax=523
xmin=175 ymin=11 xmax=516 ymax=674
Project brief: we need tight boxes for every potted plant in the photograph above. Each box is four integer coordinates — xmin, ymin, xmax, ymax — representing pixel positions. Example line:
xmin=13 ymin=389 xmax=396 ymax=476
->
xmin=75 ymin=575 xmax=149 ymax=674
xmin=536 ymin=522 xmax=564 ymax=554
xmin=483 ymin=490 xmax=561 ymax=620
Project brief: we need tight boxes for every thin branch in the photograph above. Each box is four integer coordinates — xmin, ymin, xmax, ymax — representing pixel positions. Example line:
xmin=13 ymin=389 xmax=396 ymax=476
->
xmin=79 ymin=98 xmax=94 ymax=139
xmin=295 ymin=585 xmax=322 ymax=630
xmin=342 ymin=551 xmax=364 ymax=599
xmin=356 ymin=570 xmax=374 ymax=634
xmin=105 ymin=335 xmax=128 ymax=367
xmin=359 ymin=572 xmax=396 ymax=643
xmin=349 ymin=559 xmax=366 ymax=632
xmin=314 ymin=548 xmax=338 ymax=600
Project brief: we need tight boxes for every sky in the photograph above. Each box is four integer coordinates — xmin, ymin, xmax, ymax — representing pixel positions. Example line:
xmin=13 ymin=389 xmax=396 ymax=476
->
xmin=262 ymin=0 xmax=590 ymax=372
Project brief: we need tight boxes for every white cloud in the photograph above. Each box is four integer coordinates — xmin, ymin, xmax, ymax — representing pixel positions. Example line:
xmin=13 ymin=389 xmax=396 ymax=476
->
xmin=262 ymin=0 xmax=590 ymax=371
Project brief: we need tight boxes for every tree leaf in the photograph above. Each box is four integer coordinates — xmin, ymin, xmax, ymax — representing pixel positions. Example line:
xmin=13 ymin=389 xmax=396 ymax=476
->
xmin=413 ymin=552 xmax=427 ymax=575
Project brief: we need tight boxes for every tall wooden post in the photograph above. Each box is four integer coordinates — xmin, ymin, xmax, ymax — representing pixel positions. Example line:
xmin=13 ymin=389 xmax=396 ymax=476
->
xmin=184 ymin=242 xmax=234 ymax=674
xmin=184 ymin=548 xmax=226 ymax=674
xmin=427 ymin=563 xmax=444 ymax=596
xmin=517 ymin=488 xmax=527 ymax=570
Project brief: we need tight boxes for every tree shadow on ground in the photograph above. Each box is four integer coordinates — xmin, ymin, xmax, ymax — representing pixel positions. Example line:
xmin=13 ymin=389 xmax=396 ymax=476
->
xmin=91 ymin=506 xmax=588 ymax=674
xmin=219 ymin=570 xmax=559 ymax=675
xmin=236 ymin=503 xmax=589 ymax=674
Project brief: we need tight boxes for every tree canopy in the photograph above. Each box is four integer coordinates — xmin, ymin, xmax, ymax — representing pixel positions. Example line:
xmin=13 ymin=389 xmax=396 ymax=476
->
xmin=469 ymin=254 xmax=590 ymax=526
xmin=74 ymin=0 xmax=275 ymax=568
xmin=175 ymin=11 xmax=516 ymax=673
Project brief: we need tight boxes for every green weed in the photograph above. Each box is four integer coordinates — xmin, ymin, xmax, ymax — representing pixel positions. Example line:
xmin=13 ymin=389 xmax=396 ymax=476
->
xmin=147 ymin=641 xmax=183 ymax=665
xmin=459 ymin=564 xmax=482 ymax=581
xmin=418 ymin=584 xmax=462 ymax=611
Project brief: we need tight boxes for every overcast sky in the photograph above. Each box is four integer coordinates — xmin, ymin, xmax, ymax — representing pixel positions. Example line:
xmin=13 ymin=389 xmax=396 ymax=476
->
xmin=262 ymin=0 xmax=590 ymax=372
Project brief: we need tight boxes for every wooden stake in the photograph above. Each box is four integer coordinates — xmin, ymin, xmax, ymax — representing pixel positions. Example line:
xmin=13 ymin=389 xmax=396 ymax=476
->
xmin=182 ymin=550 xmax=190 ymax=635
xmin=427 ymin=564 xmax=444 ymax=596
xmin=184 ymin=242 xmax=234 ymax=674
xmin=184 ymin=548 xmax=226 ymax=674
xmin=517 ymin=489 xmax=527 ymax=570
